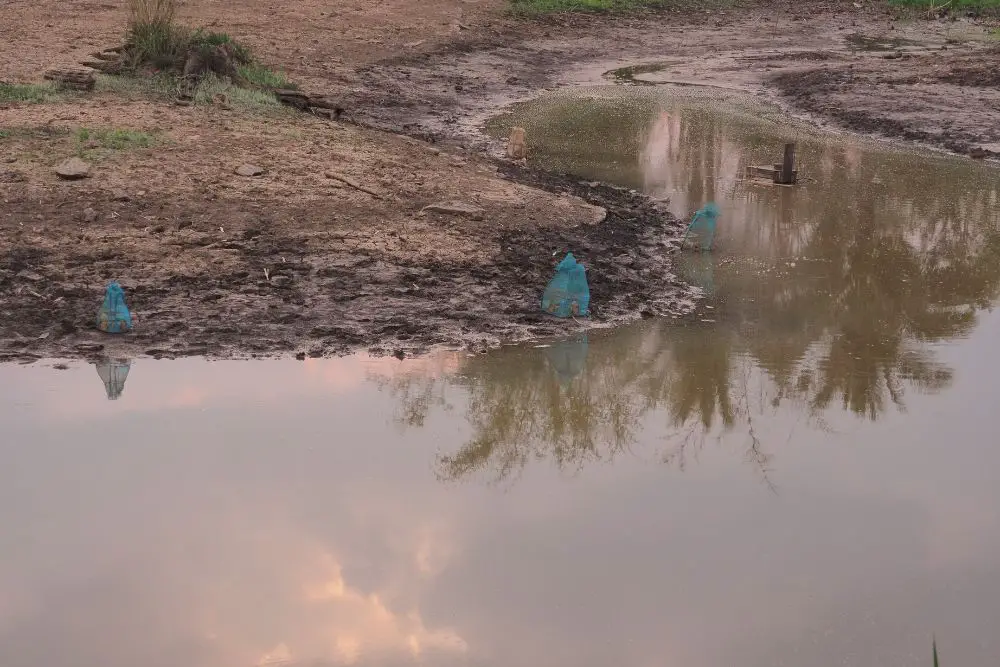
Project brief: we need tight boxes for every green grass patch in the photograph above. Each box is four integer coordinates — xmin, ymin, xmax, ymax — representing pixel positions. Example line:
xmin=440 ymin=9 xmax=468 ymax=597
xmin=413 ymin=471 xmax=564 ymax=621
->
xmin=124 ymin=22 xmax=258 ymax=73
xmin=0 ymin=82 xmax=62 ymax=104
xmin=238 ymin=62 xmax=294 ymax=90
xmin=121 ymin=20 xmax=296 ymax=95
xmin=94 ymin=72 xmax=177 ymax=99
xmin=115 ymin=0 xmax=298 ymax=109
xmin=507 ymin=0 xmax=717 ymax=13
xmin=190 ymin=29 xmax=253 ymax=65
xmin=193 ymin=73 xmax=287 ymax=110
xmin=888 ymin=0 xmax=1000 ymax=15
xmin=95 ymin=72 xmax=288 ymax=112
xmin=125 ymin=21 xmax=191 ymax=70
xmin=75 ymin=127 xmax=156 ymax=152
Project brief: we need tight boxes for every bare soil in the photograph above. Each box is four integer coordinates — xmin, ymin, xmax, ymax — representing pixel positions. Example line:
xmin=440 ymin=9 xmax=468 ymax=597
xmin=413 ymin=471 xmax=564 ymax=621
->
xmin=2 ymin=0 xmax=998 ymax=362
xmin=338 ymin=2 xmax=1000 ymax=156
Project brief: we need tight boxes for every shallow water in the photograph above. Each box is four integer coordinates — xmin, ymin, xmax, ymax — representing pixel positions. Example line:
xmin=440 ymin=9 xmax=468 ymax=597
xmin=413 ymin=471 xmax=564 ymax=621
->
xmin=4 ymin=88 xmax=1000 ymax=666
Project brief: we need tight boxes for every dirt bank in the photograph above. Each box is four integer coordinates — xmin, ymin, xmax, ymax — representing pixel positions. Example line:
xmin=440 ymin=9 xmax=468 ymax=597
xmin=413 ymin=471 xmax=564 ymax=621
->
xmin=337 ymin=1 xmax=1000 ymax=157
xmin=3 ymin=0 xmax=998 ymax=362
xmin=1 ymin=102 xmax=691 ymax=363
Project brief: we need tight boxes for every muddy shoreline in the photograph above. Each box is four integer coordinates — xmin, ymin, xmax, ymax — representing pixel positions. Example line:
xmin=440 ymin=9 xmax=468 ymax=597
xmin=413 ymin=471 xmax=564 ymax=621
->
xmin=1 ymin=160 xmax=694 ymax=364
xmin=4 ymin=0 xmax=998 ymax=363
xmin=339 ymin=3 xmax=1000 ymax=158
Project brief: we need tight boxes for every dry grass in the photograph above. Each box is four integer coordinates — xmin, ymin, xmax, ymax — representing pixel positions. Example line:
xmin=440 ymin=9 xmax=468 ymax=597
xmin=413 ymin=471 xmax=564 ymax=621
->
xmin=124 ymin=0 xmax=187 ymax=70
xmin=127 ymin=0 xmax=176 ymax=29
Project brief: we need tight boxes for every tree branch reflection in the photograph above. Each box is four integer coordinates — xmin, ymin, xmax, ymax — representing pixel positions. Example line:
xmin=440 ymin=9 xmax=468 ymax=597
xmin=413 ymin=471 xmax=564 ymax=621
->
xmin=383 ymin=98 xmax=1000 ymax=486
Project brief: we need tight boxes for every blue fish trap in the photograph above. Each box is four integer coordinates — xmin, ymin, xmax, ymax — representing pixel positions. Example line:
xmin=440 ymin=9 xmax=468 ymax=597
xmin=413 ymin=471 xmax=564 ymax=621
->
xmin=96 ymin=281 xmax=133 ymax=334
xmin=542 ymin=253 xmax=590 ymax=318
xmin=681 ymin=202 xmax=720 ymax=251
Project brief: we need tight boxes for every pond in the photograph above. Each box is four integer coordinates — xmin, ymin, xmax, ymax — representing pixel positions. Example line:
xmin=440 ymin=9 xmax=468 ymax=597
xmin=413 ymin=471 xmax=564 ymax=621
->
xmin=3 ymin=86 xmax=1000 ymax=666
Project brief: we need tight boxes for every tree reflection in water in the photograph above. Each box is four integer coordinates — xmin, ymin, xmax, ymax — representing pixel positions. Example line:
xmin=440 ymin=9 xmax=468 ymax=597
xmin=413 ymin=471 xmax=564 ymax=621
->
xmin=382 ymin=97 xmax=1000 ymax=485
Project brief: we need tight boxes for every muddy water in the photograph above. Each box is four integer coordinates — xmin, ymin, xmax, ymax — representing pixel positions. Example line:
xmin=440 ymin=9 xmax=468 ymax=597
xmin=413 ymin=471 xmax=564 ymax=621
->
xmin=4 ymin=91 xmax=1000 ymax=667
xmin=491 ymin=86 xmax=1000 ymax=419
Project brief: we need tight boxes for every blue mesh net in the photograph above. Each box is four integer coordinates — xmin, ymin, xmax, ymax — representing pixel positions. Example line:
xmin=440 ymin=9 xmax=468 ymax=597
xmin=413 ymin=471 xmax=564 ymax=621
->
xmin=96 ymin=281 xmax=133 ymax=334
xmin=542 ymin=253 xmax=590 ymax=318
xmin=682 ymin=202 xmax=720 ymax=251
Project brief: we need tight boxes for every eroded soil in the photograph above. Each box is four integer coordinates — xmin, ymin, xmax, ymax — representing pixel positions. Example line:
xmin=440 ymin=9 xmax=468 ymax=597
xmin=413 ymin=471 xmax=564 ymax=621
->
xmin=2 ymin=0 xmax=999 ymax=361
xmin=2 ymin=101 xmax=690 ymax=362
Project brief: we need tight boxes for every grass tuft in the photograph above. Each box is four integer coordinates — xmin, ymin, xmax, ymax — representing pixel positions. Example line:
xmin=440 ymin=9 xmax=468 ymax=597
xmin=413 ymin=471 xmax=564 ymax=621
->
xmin=193 ymin=73 xmax=287 ymax=110
xmin=76 ymin=127 xmax=156 ymax=151
xmin=0 ymin=82 xmax=62 ymax=104
xmin=114 ymin=0 xmax=296 ymax=110
xmin=125 ymin=21 xmax=191 ymax=70
xmin=190 ymin=29 xmax=253 ymax=64
xmin=127 ymin=0 xmax=175 ymax=29
xmin=238 ymin=62 xmax=295 ymax=90
xmin=507 ymin=0 xmax=722 ymax=13
xmin=94 ymin=72 xmax=177 ymax=99
xmin=124 ymin=0 xmax=187 ymax=69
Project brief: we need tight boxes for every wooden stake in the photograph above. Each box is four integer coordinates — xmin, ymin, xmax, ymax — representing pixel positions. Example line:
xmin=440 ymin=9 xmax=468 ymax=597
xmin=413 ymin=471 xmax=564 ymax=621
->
xmin=776 ymin=142 xmax=796 ymax=185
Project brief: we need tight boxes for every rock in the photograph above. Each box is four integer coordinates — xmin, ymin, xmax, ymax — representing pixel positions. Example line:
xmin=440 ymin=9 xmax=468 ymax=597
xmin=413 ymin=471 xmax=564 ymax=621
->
xmin=421 ymin=201 xmax=486 ymax=220
xmin=269 ymin=275 xmax=292 ymax=288
xmin=588 ymin=205 xmax=608 ymax=225
xmin=111 ymin=188 xmax=131 ymax=201
xmin=235 ymin=163 xmax=265 ymax=177
xmin=43 ymin=67 xmax=96 ymax=91
xmin=55 ymin=157 xmax=91 ymax=180
xmin=82 ymin=207 xmax=97 ymax=223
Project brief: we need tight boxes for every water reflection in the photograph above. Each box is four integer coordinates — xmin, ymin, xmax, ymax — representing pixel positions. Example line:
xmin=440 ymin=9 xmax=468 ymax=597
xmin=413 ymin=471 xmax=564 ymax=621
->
xmin=4 ymin=347 xmax=1000 ymax=665
xmin=542 ymin=336 xmax=589 ymax=385
xmin=431 ymin=90 xmax=1000 ymax=480
xmin=94 ymin=357 xmax=131 ymax=400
